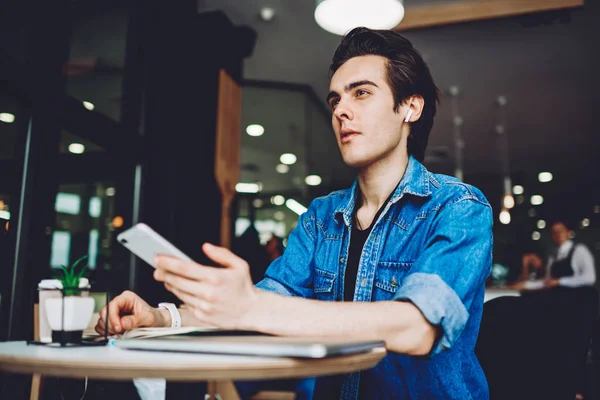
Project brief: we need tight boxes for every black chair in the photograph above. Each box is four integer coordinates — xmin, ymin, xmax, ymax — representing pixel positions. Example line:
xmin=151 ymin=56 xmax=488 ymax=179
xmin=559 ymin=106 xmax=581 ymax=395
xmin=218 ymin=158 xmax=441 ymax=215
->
xmin=476 ymin=287 xmax=598 ymax=400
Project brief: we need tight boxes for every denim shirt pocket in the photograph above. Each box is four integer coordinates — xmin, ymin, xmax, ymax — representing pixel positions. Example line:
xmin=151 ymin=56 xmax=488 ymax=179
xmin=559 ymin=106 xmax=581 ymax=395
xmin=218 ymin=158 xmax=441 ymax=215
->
xmin=373 ymin=261 xmax=413 ymax=301
xmin=313 ymin=268 xmax=336 ymax=301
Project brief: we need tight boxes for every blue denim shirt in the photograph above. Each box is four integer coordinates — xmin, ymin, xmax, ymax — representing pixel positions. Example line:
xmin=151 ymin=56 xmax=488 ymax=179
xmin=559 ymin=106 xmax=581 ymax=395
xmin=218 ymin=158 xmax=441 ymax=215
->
xmin=256 ymin=156 xmax=493 ymax=400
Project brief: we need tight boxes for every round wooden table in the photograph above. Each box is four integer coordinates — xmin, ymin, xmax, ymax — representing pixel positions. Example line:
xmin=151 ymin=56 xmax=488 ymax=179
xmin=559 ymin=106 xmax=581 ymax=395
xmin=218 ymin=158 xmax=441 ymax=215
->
xmin=0 ymin=341 xmax=386 ymax=381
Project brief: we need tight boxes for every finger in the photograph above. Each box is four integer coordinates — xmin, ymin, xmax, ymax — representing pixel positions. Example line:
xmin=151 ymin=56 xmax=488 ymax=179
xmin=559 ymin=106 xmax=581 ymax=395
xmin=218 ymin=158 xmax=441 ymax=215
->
xmin=202 ymin=243 xmax=247 ymax=270
xmin=155 ymin=256 xmax=219 ymax=282
xmin=121 ymin=314 xmax=142 ymax=331
xmin=106 ymin=291 xmax=135 ymax=332
xmin=165 ymin=283 xmax=206 ymax=310
xmin=155 ymin=270 xmax=204 ymax=298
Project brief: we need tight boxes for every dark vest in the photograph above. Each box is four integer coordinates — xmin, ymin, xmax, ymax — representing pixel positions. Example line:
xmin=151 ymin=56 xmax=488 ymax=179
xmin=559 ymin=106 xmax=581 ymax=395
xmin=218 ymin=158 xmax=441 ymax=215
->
xmin=550 ymin=243 xmax=577 ymax=279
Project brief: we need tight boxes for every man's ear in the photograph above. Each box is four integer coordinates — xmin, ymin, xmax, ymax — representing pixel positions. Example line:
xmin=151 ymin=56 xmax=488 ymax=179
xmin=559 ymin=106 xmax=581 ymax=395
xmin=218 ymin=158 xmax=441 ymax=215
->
xmin=404 ymin=96 xmax=425 ymax=123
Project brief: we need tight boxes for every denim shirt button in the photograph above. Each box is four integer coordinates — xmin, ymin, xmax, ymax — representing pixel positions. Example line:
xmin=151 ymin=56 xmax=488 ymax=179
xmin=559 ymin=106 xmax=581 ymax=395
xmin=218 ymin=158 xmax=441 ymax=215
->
xmin=340 ymin=257 xmax=345 ymax=263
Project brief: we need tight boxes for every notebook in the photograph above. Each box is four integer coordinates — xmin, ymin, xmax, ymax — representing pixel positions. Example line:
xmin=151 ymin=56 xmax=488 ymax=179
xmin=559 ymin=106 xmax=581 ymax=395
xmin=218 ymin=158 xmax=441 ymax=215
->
xmin=115 ymin=334 xmax=385 ymax=359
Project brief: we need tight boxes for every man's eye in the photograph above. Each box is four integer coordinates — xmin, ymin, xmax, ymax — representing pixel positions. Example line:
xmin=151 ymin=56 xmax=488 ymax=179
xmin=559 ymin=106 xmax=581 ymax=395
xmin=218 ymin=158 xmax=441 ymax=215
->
xmin=330 ymin=99 xmax=339 ymax=108
xmin=356 ymin=89 xmax=368 ymax=96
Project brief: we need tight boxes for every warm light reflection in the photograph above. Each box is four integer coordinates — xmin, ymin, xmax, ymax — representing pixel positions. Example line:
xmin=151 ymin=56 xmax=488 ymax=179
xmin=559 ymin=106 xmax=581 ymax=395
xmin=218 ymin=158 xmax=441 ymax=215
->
xmin=503 ymin=194 xmax=514 ymax=209
xmin=112 ymin=216 xmax=124 ymax=228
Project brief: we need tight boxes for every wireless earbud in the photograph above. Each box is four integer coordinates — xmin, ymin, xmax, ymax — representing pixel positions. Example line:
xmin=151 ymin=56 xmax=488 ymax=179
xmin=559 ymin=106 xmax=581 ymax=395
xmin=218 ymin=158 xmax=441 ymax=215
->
xmin=404 ymin=109 xmax=413 ymax=123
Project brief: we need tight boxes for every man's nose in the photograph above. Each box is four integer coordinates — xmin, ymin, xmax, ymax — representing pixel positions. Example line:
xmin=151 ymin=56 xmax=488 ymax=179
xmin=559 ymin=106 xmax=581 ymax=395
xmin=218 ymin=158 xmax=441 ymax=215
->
xmin=334 ymin=99 xmax=353 ymax=120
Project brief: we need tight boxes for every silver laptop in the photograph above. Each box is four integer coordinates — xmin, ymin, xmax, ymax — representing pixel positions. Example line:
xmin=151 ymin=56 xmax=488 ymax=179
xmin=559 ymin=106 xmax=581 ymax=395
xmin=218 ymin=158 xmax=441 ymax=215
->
xmin=115 ymin=335 xmax=385 ymax=359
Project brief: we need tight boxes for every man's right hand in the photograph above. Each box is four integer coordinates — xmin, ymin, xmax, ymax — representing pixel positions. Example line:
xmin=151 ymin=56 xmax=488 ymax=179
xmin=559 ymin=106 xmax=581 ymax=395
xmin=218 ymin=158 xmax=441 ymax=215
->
xmin=94 ymin=290 xmax=170 ymax=335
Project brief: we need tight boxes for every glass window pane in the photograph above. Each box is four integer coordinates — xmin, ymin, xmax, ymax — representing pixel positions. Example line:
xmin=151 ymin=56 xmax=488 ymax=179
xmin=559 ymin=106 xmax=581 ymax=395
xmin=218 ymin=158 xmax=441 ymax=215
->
xmin=65 ymin=6 xmax=127 ymax=121
xmin=50 ymin=231 xmax=71 ymax=268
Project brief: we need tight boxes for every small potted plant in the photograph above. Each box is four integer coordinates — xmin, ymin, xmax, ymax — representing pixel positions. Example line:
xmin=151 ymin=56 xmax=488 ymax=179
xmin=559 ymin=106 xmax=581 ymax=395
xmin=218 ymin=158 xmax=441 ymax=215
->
xmin=44 ymin=255 xmax=95 ymax=344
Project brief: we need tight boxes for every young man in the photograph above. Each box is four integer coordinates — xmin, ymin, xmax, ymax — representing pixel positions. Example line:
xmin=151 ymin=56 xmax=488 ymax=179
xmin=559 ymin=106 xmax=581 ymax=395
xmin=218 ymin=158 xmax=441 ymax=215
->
xmin=97 ymin=27 xmax=493 ymax=399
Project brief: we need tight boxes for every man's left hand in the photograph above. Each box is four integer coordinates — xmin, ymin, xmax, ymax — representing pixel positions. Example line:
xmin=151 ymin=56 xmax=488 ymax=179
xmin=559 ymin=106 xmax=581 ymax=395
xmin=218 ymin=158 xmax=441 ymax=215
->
xmin=154 ymin=243 xmax=258 ymax=329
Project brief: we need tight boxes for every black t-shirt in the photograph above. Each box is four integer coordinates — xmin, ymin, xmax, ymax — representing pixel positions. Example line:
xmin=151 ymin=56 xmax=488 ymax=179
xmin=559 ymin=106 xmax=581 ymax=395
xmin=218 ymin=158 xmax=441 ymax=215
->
xmin=344 ymin=189 xmax=397 ymax=302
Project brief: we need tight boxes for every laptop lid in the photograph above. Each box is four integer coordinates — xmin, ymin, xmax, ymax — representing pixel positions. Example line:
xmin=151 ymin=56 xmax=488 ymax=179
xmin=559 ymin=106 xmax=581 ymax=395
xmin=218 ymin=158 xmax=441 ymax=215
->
xmin=115 ymin=335 xmax=385 ymax=359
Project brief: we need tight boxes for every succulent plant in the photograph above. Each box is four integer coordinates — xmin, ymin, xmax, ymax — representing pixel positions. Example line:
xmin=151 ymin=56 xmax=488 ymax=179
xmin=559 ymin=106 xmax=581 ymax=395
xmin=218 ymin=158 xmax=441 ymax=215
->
xmin=53 ymin=255 xmax=89 ymax=296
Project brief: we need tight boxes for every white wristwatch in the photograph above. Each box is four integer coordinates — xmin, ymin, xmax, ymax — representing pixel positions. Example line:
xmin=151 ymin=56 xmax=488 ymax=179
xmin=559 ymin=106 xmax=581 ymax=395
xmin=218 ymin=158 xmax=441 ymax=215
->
xmin=158 ymin=302 xmax=181 ymax=328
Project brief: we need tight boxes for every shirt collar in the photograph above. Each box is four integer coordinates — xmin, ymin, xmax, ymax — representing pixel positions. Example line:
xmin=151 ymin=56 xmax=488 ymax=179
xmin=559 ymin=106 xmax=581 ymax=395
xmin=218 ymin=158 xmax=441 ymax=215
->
xmin=334 ymin=156 xmax=432 ymax=226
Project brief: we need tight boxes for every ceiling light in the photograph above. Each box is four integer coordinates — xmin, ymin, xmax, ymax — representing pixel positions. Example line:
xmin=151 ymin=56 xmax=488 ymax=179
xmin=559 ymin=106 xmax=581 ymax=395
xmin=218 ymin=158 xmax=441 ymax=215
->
xmin=246 ymin=124 xmax=264 ymax=137
xmin=68 ymin=143 xmax=85 ymax=154
xmin=235 ymin=182 xmax=262 ymax=193
xmin=305 ymin=175 xmax=322 ymax=186
xmin=314 ymin=0 xmax=405 ymax=36
xmin=105 ymin=187 xmax=116 ymax=196
xmin=260 ymin=7 xmax=275 ymax=21
xmin=252 ymin=198 xmax=264 ymax=208
xmin=83 ymin=101 xmax=95 ymax=111
xmin=271 ymin=195 xmax=285 ymax=206
xmin=280 ymin=153 xmax=297 ymax=165
xmin=537 ymin=220 xmax=546 ymax=229
xmin=285 ymin=198 xmax=307 ymax=216
xmin=503 ymin=194 xmax=514 ymax=209
xmin=499 ymin=210 xmax=511 ymax=225
xmin=530 ymin=195 xmax=544 ymax=206
xmin=0 ymin=113 xmax=15 ymax=123
xmin=275 ymin=164 xmax=289 ymax=174
xmin=581 ymin=218 xmax=590 ymax=228
xmin=538 ymin=172 xmax=553 ymax=183
xmin=512 ymin=185 xmax=524 ymax=195
xmin=532 ymin=231 xmax=541 ymax=241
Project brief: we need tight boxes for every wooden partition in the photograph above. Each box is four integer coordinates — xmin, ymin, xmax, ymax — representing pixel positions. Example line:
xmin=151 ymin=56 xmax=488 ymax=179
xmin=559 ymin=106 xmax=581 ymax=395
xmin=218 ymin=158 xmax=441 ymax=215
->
xmin=396 ymin=0 xmax=584 ymax=31
xmin=214 ymin=68 xmax=242 ymax=250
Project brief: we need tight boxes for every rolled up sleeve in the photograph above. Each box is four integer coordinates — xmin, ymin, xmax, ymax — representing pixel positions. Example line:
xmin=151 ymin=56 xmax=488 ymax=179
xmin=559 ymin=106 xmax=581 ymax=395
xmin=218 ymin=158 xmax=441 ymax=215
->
xmin=393 ymin=197 xmax=493 ymax=355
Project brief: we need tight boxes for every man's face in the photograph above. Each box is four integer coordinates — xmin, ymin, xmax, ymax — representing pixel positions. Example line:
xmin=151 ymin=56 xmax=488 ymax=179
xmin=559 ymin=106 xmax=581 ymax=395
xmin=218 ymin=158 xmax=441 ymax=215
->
xmin=327 ymin=55 xmax=408 ymax=168
xmin=550 ymin=222 xmax=571 ymax=246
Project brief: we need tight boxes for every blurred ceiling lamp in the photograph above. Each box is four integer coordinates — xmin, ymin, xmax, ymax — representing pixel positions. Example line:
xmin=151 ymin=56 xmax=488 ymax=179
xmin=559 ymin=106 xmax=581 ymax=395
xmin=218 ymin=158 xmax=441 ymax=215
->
xmin=280 ymin=153 xmax=297 ymax=165
xmin=305 ymin=175 xmax=322 ymax=186
xmin=286 ymin=198 xmax=308 ymax=216
xmin=0 ymin=113 xmax=15 ymax=123
xmin=502 ymin=176 xmax=514 ymax=209
xmin=275 ymin=164 xmax=289 ymax=174
xmin=112 ymin=216 xmax=124 ymax=228
xmin=512 ymin=185 xmax=524 ymax=195
xmin=82 ymin=101 xmax=95 ymax=111
xmin=530 ymin=195 xmax=544 ymax=206
xmin=271 ymin=195 xmax=285 ymax=206
xmin=68 ymin=143 xmax=85 ymax=154
xmin=314 ymin=0 xmax=405 ymax=36
xmin=538 ymin=172 xmax=553 ymax=183
xmin=499 ymin=209 xmax=511 ymax=225
xmin=235 ymin=182 xmax=262 ymax=193
xmin=246 ymin=124 xmax=264 ymax=137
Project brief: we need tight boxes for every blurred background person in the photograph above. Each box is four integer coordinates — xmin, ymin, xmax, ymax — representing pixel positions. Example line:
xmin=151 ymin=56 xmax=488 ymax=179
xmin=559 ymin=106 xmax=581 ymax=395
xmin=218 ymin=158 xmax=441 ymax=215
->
xmin=265 ymin=234 xmax=284 ymax=263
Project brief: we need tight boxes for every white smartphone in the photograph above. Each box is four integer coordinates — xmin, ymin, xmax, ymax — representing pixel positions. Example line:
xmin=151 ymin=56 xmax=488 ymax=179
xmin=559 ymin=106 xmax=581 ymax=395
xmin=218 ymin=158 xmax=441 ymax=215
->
xmin=117 ymin=223 xmax=192 ymax=268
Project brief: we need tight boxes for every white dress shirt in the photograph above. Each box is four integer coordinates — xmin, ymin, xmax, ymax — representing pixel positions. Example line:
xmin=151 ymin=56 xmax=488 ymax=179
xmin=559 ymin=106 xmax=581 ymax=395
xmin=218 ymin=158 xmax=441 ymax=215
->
xmin=546 ymin=240 xmax=596 ymax=287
